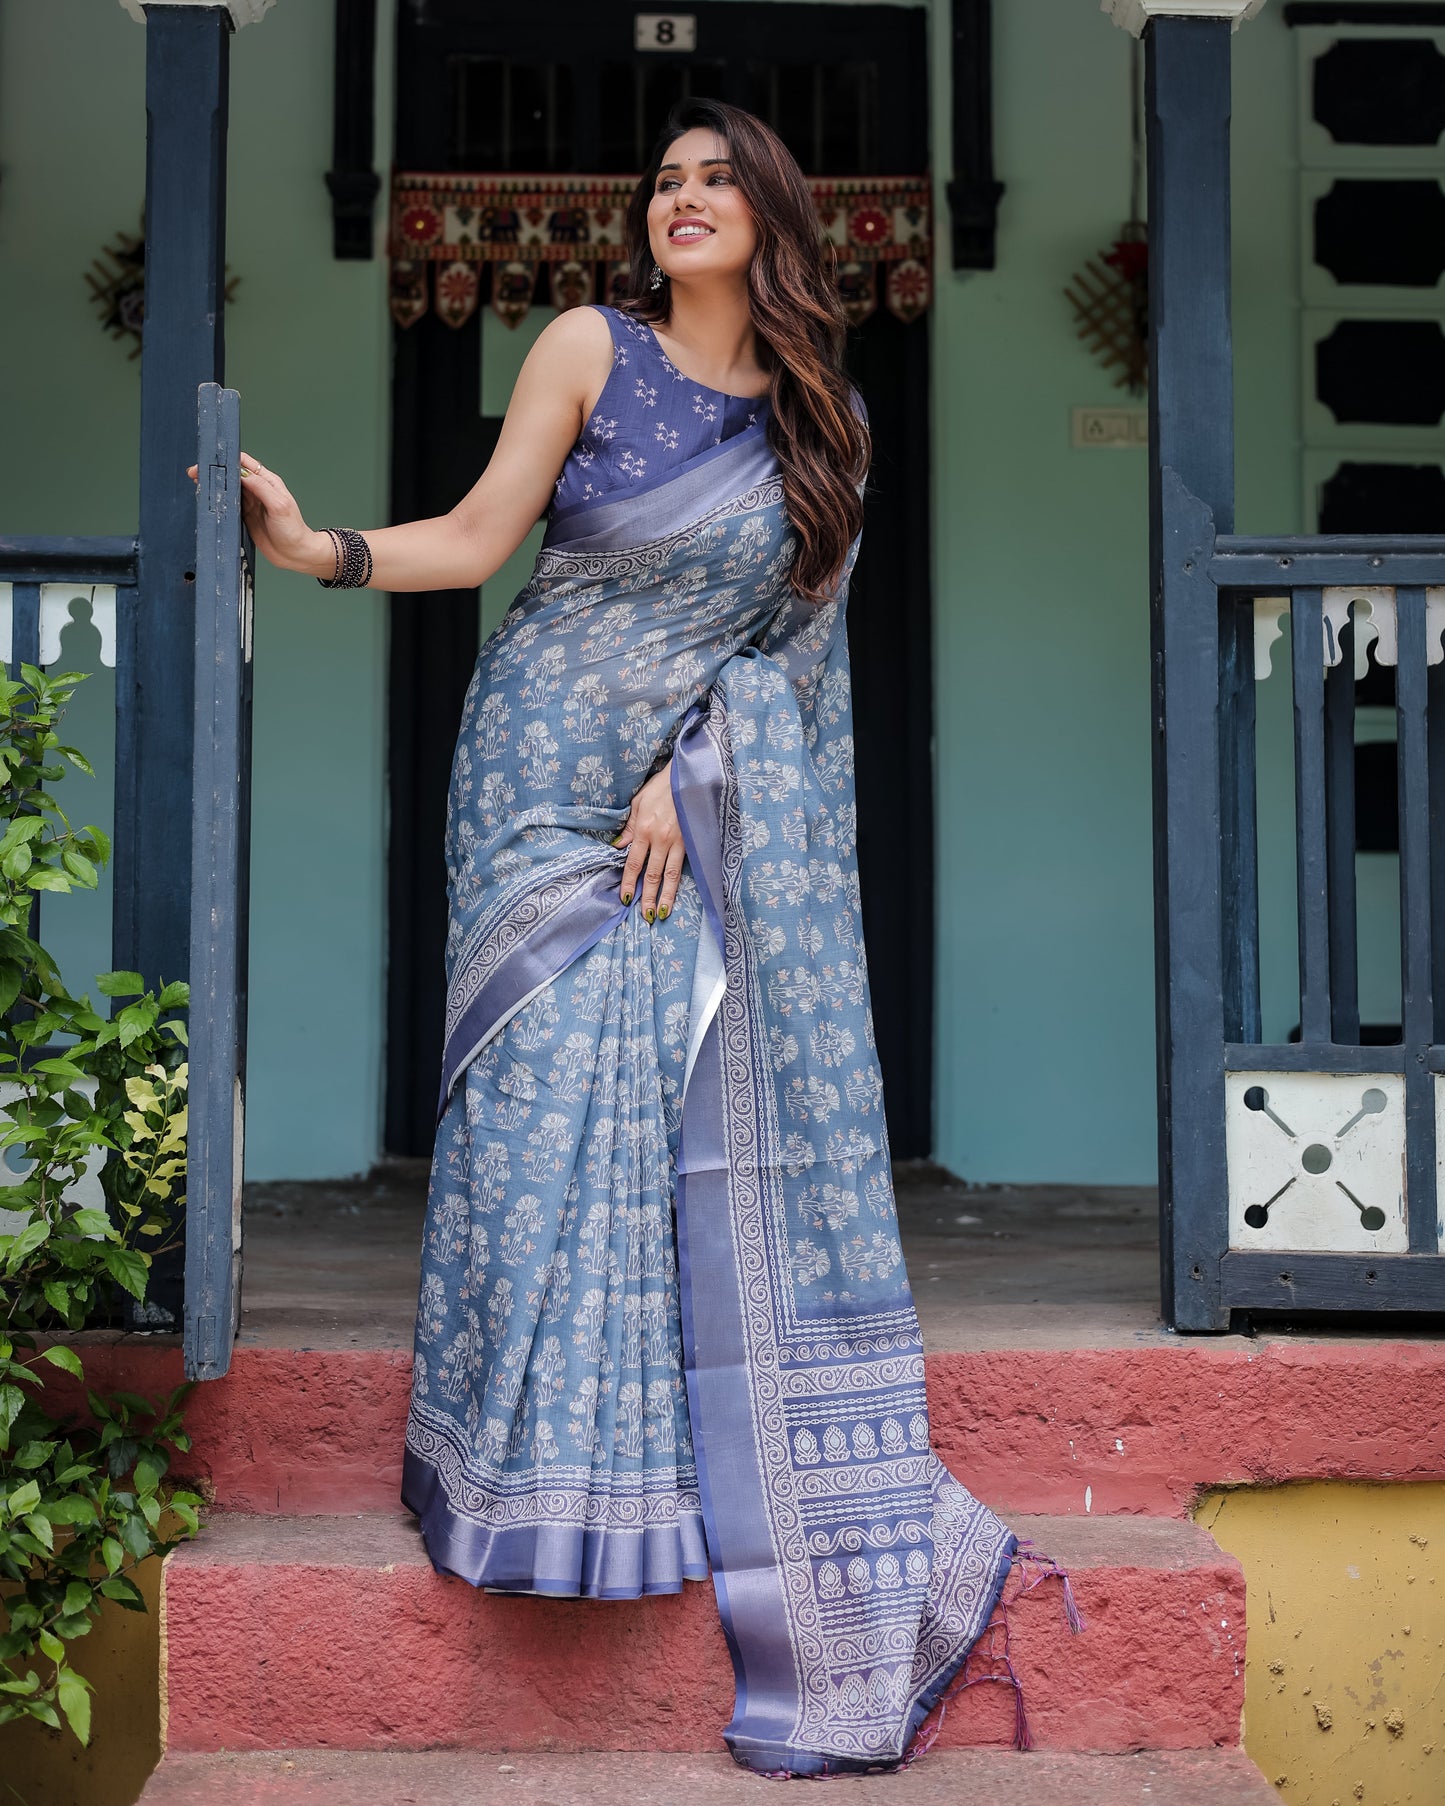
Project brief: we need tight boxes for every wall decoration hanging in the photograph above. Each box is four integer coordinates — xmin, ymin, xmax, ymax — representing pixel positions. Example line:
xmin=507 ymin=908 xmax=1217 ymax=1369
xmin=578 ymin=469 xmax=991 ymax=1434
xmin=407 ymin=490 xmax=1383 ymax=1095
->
xmin=388 ymin=173 xmax=932 ymax=330
xmin=1064 ymin=40 xmax=1148 ymax=393
xmin=86 ymin=213 xmax=240 ymax=360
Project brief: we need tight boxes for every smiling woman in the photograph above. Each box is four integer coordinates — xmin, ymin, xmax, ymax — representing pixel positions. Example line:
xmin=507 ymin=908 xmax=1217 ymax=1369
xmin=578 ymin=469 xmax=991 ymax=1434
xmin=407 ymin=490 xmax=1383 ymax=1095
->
xmin=211 ymin=96 xmax=1062 ymax=1777
xmin=626 ymin=100 xmax=871 ymax=605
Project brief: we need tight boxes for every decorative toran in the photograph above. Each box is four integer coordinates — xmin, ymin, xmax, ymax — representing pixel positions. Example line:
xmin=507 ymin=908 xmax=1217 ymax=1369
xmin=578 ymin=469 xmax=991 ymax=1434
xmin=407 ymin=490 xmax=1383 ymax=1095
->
xmin=388 ymin=171 xmax=932 ymax=330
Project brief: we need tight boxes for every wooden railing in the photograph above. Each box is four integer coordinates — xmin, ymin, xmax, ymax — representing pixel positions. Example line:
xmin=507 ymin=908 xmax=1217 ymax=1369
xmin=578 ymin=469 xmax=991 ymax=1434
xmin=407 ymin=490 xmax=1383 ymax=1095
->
xmin=0 ymin=539 xmax=137 ymax=676
xmin=1142 ymin=12 xmax=1445 ymax=1328
xmin=1194 ymin=536 xmax=1445 ymax=1319
xmin=0 ymin=384 xmax=252 ymax=1380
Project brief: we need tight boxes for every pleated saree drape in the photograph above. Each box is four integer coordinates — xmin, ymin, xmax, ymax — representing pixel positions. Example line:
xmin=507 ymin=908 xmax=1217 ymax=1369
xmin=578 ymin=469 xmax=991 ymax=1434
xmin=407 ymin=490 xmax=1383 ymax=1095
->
xmin=403 ymin=418 xmax=1018 ymax=1774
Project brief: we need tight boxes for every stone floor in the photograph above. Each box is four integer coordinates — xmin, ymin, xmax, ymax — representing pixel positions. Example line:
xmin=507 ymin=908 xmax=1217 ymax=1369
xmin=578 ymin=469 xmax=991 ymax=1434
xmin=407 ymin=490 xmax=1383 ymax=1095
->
xmin=140 ymin=1748 xmax=1282 ymax=1806
xmin=237 ymin=1159 xmax=1166 ymax=1354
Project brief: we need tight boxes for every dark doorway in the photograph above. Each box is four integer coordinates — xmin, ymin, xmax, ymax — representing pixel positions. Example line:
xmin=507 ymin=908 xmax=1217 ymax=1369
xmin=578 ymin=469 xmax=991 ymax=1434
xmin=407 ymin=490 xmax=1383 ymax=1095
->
xmin=388 ymin=0 xmax=935 ymax=1158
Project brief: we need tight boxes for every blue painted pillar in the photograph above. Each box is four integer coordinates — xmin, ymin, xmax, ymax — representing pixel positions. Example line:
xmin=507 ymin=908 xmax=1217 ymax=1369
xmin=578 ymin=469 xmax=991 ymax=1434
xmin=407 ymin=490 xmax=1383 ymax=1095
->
xmin=119 ymin=2 xmax=233 ymax=1325
xmin=1143 ymin=14 xmax=1237 ymax=1330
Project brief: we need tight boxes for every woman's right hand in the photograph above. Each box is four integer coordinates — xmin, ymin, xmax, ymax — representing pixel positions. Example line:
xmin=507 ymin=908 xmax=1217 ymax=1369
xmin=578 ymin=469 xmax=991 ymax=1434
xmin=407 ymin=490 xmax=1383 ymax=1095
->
xmin=184 ymin=453 xmax=332 ymax=576
xmin=177 ymin=306 xmax=613 ymax=594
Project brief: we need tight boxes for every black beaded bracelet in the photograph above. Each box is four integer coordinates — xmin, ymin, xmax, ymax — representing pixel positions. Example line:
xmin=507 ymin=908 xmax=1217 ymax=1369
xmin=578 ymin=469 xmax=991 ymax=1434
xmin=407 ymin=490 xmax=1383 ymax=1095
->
xmin=316 ymin=526 xmax=374 ymax=590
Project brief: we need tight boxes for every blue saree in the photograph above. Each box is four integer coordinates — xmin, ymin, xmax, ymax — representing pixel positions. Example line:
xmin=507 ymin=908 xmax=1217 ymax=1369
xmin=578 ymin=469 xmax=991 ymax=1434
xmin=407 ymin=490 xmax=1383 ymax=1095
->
xmin=403 ymin=327 xmax=1018 ymax=1774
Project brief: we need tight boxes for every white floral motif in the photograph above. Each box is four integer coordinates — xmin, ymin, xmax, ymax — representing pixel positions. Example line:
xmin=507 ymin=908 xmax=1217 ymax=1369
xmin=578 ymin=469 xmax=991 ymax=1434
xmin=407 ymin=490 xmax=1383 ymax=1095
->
xmin=838 ymin=1232 xmax=903 ymax=1286
xmin=809 ymin=1021 xmax=857 ymax=1068
xmin=560 ymin=673 xmax=610 ymax=744
xmin=474 ymin=692 xmax=511 ymax=760
xmin=517 ymin=718 xmax=560 ymax=787
xmin=792 ymin=1239 xmax=831 ymax=1285
xmin=800 ymin=1183 xmax=859 ymax=1233
xmin=570 ymin=755 xmax=615 ymax=808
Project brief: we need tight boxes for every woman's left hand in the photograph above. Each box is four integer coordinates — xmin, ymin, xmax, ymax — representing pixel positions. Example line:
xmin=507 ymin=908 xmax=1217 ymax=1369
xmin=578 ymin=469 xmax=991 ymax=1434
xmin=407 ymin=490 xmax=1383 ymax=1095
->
xmin=615 ymin=761 xmax=686 ymax=923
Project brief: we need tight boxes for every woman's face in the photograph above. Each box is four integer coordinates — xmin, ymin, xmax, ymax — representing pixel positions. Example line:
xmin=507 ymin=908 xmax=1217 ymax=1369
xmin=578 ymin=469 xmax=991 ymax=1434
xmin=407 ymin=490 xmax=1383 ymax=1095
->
xmin=647 ymin=127 xmax=757 ymax=288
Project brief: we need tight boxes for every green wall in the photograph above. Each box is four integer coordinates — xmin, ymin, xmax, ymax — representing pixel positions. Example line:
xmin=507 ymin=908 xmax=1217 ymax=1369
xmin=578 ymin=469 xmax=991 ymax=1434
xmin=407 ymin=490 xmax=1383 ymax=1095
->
xmin=1 ymin=0 xmax=1306 ymax=1186
xmin=0 ymin=0 xmax=395 ymax=1180
xmin=927 ymin=2 xmax=1302 ymax=1181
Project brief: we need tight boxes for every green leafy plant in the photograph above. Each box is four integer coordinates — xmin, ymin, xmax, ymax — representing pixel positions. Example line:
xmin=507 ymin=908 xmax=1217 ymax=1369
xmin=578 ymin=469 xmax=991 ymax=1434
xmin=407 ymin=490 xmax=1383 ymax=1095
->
xmin=0 ymin=665 xmax=199 ymax=1743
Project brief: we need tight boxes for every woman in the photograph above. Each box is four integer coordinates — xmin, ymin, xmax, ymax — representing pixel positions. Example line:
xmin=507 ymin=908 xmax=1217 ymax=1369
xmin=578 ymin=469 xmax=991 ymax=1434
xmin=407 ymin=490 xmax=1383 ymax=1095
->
xmin=216 ymin=99 xmax=1045 ymax=1778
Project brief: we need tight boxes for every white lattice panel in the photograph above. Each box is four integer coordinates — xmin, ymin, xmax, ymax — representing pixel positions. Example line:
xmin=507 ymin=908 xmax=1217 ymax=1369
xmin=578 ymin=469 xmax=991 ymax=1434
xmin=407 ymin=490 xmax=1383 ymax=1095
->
xmin=1226 ymin=1071 xmax=1408 ymax=1253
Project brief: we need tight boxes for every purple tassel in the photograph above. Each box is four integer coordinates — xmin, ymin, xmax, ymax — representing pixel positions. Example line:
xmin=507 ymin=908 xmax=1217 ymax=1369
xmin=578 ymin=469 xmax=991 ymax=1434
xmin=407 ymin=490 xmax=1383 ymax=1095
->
xmin=1012 ymin=1547 xmax=1086 ymax=1634
xmin=1059 ymin=1566 xmax=1084 ymax=1635
xmin=1011 ymin=1669 xmax=1034 ymax=1752
xmin=903 ymin=1540 xmax=1082 ymax=1769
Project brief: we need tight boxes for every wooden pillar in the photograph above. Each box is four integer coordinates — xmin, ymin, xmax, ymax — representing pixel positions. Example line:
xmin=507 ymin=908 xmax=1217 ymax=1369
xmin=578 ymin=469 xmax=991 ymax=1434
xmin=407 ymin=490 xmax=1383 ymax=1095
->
xmin=1107 ymin=0 xmax=1266 ymax=1329
xmin=120 ymin=3 xmax=230 ymax=995
xmin=116 ymin=0 xmax=272 ymax=1324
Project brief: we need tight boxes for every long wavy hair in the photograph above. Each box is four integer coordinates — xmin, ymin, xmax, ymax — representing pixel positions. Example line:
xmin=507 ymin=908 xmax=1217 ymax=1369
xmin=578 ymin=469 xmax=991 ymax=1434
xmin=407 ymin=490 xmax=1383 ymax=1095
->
xmin=621 ymin=99 xmax=870 ymax=605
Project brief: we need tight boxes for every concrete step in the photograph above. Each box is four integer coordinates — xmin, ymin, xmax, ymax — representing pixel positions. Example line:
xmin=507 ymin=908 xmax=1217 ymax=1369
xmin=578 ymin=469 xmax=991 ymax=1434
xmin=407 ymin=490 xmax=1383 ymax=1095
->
xmin=160 ymin=1511 xmax=1244 ymax=1757
xmin=138 ymin=1748 xmax=1281 ymax=1806
xmin=57 ymin=1333 xmax=1445 ymax=1518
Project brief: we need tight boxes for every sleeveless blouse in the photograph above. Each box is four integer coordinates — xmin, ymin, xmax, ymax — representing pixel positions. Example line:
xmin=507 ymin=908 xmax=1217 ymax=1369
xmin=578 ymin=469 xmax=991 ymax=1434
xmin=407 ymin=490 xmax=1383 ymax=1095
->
xmin=550 ymin=305 xmax=769 ymax=520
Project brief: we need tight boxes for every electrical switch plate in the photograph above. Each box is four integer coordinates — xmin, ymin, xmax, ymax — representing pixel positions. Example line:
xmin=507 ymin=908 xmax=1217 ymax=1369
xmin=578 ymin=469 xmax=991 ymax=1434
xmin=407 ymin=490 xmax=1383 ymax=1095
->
xmin=1072 ymin=405 xmax=1148 ymax=448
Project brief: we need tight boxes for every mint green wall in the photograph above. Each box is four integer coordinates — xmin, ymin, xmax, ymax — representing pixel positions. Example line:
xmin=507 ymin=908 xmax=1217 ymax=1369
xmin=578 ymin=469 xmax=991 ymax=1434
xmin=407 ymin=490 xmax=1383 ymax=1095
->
xmin=927 ymin=2 xmax=1303 ymax=1182
xmin=1 ymin=0 xmax=1310 ymax=1186
xmin=928 ymin=0 xmax=1153 ymax=1181
xmin=0 ymin=0 xmax=394 ymax=1180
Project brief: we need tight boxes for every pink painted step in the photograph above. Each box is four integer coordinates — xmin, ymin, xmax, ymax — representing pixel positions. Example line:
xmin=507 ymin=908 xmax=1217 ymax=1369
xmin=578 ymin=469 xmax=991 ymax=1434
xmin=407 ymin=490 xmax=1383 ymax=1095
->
xmin=58 ymin=1334 xmax=1445 ymax=1517
xmin=160 ymin=1512 xmax=1244 ymax=1757
xmin=139 ymin=1748 xmax=1279 ymax=1806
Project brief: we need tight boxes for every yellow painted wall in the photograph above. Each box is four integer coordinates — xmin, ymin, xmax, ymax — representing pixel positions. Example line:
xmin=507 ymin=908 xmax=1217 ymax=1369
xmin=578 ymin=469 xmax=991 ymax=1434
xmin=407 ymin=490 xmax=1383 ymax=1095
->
xmin=1 ymin=1551 xmax=163 ymax=1806
xmin=1198 ymin=1484 xmax=1445 ymax=1806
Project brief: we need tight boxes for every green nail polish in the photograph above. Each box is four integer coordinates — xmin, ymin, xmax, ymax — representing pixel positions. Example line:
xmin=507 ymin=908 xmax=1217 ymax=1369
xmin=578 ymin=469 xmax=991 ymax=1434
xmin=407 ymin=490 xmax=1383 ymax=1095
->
xmin=621 ymin=890 xmax=632 ymax=905
xmin=644 ymin=908 xmax=655 ymax=924
xmin=658 ymin=905 xmax=670 ymax=920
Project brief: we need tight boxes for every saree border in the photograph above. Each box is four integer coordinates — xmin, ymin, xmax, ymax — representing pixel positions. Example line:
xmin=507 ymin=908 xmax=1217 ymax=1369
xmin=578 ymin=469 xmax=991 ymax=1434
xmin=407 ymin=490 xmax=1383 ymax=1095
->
xmin=439 ymin=852 xmax=628 ymax=1116
xmin=544 ymin=414 xmax=775 ymax=552
xmin=671 ymin=682 xmax=1017 ymax=1774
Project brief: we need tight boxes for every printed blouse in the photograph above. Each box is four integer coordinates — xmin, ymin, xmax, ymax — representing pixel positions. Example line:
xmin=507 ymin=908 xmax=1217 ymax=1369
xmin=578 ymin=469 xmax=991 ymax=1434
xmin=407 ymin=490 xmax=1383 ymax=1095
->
xmin=550 ymin=304 xmax=769 ymax=520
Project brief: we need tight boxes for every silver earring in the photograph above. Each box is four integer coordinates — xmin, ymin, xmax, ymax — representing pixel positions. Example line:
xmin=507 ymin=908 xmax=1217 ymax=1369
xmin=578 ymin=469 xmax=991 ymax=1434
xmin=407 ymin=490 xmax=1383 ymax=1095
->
xmin=649 ymin=264 xmax=665 ymax=291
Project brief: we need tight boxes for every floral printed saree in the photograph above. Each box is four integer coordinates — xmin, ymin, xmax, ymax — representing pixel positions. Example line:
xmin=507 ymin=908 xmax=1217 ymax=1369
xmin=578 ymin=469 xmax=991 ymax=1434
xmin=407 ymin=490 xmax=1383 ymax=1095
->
xmin=402 ymin=413 xmax=1018 ymax=1774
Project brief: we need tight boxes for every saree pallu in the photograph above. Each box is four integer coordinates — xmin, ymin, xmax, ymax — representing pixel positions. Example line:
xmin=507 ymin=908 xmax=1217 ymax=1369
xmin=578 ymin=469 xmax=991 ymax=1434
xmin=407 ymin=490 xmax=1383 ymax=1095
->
xmin=403 ymin=418 xmax=1017 ymax=1774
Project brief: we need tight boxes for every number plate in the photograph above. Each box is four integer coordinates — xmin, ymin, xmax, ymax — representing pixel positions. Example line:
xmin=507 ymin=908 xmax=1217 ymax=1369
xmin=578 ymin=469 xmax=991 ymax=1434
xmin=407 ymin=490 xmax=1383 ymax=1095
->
xmin=635 ymin=13 xmax=696 ymax=51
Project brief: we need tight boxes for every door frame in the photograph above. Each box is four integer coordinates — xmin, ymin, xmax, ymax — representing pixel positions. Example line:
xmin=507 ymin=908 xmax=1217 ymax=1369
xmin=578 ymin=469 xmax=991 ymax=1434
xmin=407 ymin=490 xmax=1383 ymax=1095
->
xmin=385 ymin=0 xmax=938 ymax=1158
